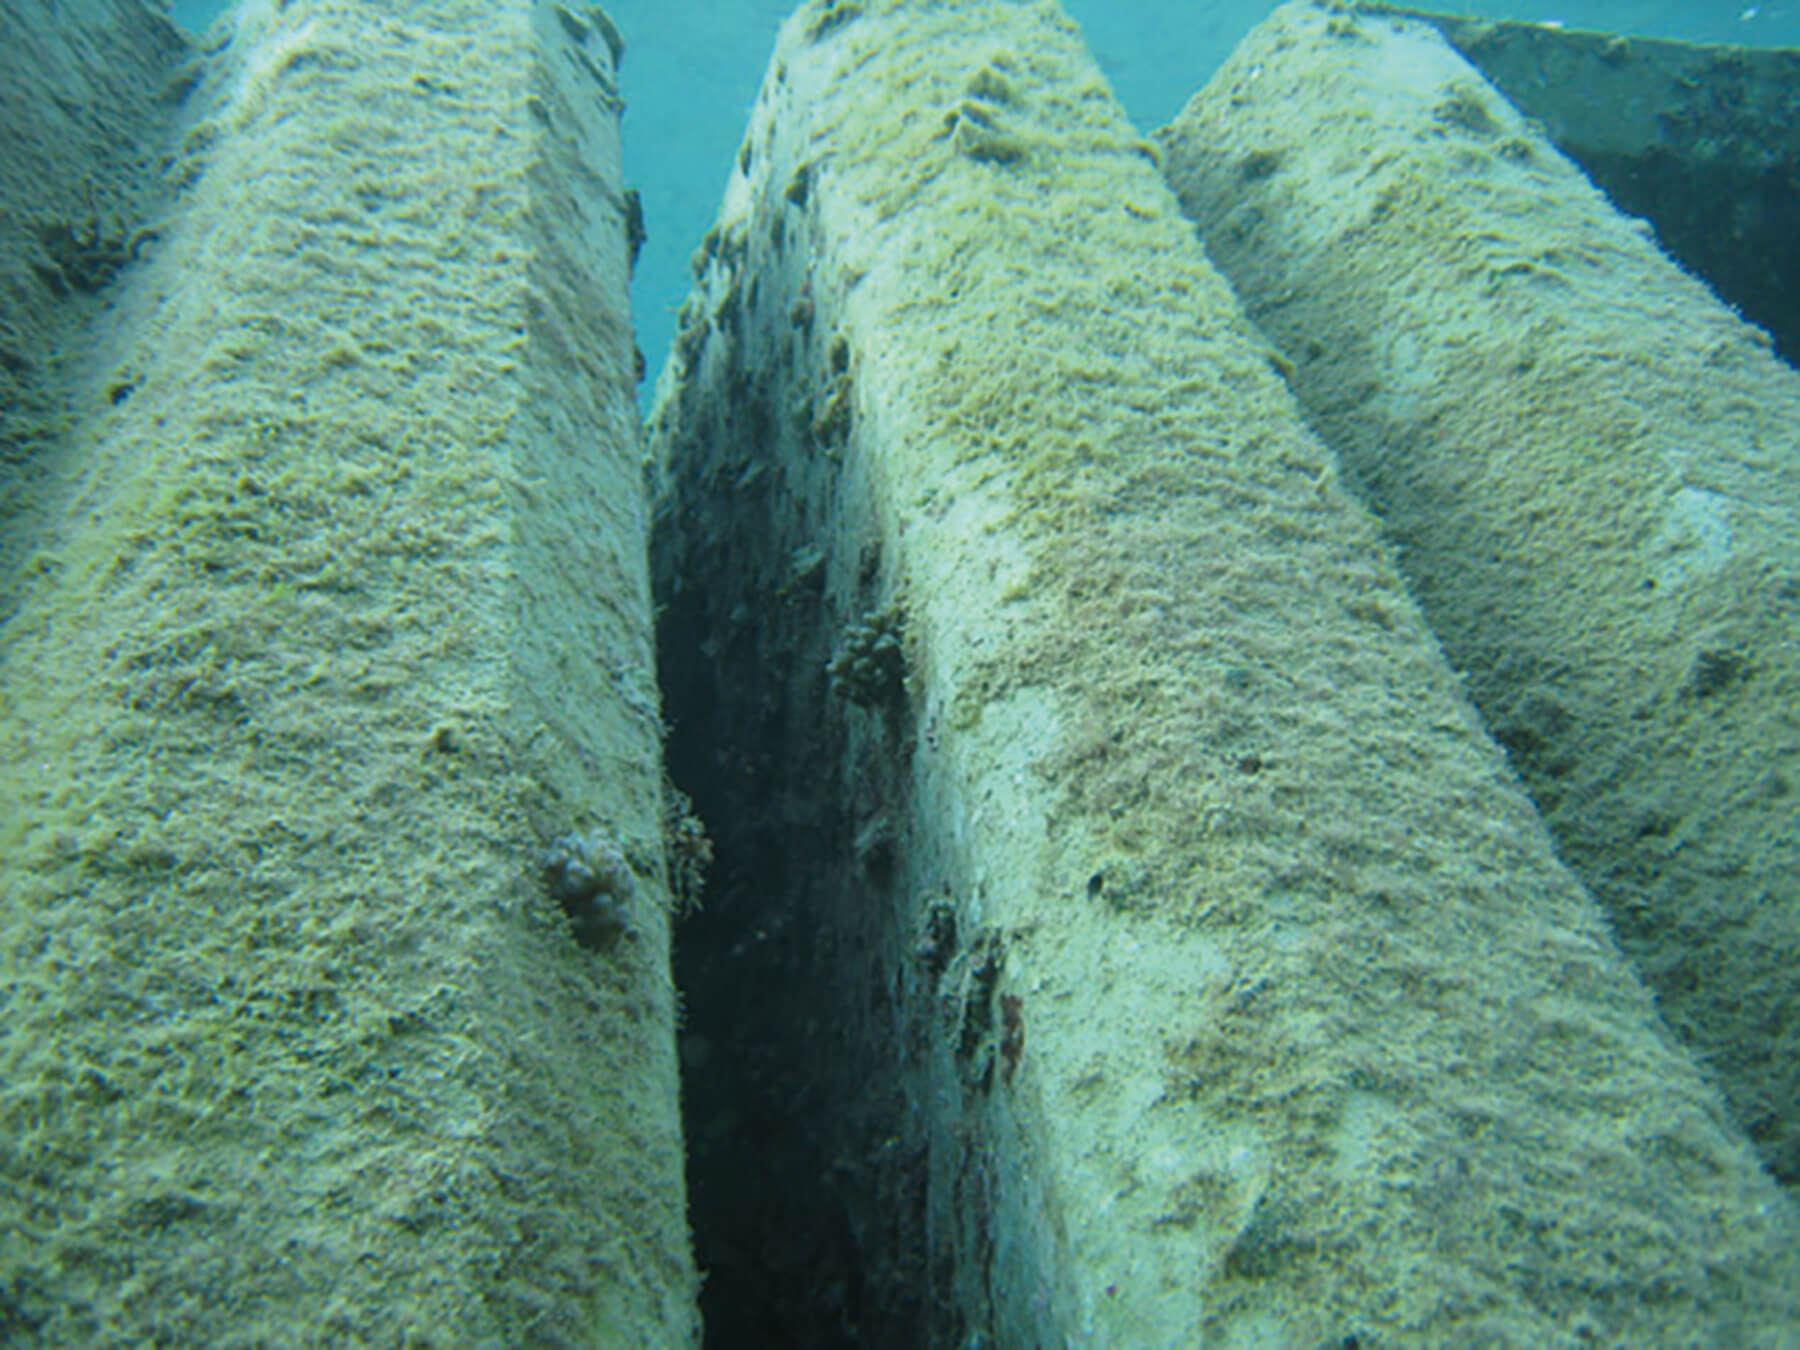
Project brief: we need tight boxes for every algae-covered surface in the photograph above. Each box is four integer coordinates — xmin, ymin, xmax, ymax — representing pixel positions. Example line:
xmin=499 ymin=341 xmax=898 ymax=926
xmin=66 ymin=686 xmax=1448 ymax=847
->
xmin=1158 ymin=0 xmax=1800 ymax=1192
xmin=648 ymin=0 xmax=1800 ymax=1343
xmin=0 ymin=1 xmax=696 ymax=1343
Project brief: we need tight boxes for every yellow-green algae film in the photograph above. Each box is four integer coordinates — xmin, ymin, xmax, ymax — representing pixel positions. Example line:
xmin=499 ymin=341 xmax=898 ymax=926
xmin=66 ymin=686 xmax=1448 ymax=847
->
xmin=0 ymin=0 xmax=697 ymax=1343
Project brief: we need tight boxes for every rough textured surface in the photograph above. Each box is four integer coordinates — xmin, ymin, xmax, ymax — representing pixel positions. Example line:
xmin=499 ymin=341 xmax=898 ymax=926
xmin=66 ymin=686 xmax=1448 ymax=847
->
xmin=0 ymin=0 xmax=698 ymax=1343
xmin=650 ymin=0 xmax=1800 ymax=1344
xmin=1160 ymin=0 xmax=1800 ymax=1190
xmin=1360 ymin=3 xmax=1800 ymax=369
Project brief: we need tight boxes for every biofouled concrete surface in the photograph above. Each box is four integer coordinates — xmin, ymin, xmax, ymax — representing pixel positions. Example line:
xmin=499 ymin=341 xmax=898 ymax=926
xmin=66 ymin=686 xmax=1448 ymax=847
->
xmin=1357 ymin=2 xmax=1800 ymax=367
xmin=0 ymin=0 xmax=698 ymax=1343
xmin=1159 ymin=0 xmax=1800 ymax=1193
xmin=649 ymin=0 xmax=1800 ymax=1345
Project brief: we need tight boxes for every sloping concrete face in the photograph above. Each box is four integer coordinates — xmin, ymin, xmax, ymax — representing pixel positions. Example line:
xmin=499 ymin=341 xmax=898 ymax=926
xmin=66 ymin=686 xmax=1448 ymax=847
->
xmin=1357 ymin=4 xmax=1800 ymax=368
xmin=650 ymin=0 xmax=1800 ymax=1344
xmin=0 ymin=1 xmax=698 ymax=1344
xmin=1158 ymin=0 xmax=1800 ymax=1190
xmin=0 ymin=0 xmax=190 ymax=609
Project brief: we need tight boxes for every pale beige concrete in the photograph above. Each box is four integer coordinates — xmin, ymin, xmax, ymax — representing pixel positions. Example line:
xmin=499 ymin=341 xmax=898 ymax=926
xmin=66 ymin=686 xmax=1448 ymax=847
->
xmin=1160 ymin=0 xmax=1800 ymax=1190
xmin=649 ymin=0 xmax=1800 ymax=1344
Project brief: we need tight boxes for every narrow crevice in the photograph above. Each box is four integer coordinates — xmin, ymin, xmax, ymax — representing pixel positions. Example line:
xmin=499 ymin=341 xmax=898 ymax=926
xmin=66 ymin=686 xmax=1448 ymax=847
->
xmin=655 ymin=498 xmax=931 ymax=1349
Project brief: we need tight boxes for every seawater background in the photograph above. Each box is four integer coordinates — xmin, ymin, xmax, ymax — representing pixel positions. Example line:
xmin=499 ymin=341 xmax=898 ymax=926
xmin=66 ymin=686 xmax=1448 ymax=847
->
xmin=166 ymin=0 xmax=1800 ymax=393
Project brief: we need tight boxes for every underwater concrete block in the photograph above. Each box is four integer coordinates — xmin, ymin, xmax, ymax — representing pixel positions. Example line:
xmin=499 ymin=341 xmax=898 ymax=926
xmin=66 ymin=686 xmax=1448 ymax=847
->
xmin=650 ymin=0 xmax=1800 ymax=1343
xmin=1360 ymin=2 xmax=1800 ymax=368
xmin=0 ymin=0 xmax=698 ymax=1342
xmin=1159 ymin=0 xmax=1800 ymax=1192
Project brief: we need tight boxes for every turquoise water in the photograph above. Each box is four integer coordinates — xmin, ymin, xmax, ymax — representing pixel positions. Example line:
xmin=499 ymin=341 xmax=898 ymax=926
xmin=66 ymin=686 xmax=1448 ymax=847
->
xmin=164 ymin=0 xmax=1800 ymax=398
